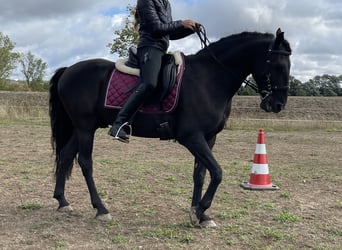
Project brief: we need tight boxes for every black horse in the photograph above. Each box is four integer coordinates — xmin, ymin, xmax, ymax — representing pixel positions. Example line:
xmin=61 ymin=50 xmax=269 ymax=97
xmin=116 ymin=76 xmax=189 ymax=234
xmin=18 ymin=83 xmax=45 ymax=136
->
xmin=49 ymin=28 xmax=291 ymax=227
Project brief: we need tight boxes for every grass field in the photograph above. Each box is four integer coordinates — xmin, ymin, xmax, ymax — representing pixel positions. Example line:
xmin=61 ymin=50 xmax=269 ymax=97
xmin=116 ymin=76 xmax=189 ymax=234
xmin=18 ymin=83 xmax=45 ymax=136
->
xmin=0 ymin=92 xmax=341 ymax=249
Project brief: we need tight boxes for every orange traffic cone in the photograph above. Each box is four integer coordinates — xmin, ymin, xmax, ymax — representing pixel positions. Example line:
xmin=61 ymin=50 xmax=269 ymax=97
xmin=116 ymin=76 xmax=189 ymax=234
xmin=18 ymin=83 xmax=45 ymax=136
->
xmin=240 ymin=128 xmax=279 ymax=190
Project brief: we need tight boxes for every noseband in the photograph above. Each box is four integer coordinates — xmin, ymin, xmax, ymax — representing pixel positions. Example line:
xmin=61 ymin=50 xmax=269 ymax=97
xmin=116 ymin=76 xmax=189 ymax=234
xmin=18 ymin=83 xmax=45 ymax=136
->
xmin=195 ymin=27 xmax=291 ymax=99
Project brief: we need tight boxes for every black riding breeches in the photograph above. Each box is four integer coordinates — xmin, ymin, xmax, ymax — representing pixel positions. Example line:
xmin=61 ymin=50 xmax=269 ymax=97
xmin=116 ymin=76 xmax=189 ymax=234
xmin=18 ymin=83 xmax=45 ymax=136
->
xmin=137 ymin=46 xmax=165 ymax=92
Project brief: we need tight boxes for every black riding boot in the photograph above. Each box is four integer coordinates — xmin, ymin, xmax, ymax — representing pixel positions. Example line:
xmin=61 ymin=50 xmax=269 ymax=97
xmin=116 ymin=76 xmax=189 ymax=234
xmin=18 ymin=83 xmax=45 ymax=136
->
xmin=108 ymin=84 xmax=149 ymax=143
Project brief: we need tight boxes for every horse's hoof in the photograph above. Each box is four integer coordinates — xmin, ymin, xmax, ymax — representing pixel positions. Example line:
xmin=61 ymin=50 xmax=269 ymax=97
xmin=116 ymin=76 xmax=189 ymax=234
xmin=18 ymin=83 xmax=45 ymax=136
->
xmin=96 ymin=213 xmax=112 ymax=222
xmin=189 ymin=207 xmax=200 ymax=225
xmin=57 ymin=205 xmax=73 ymax=213
xmin=200 ymin=219 xmax=218 ymax=228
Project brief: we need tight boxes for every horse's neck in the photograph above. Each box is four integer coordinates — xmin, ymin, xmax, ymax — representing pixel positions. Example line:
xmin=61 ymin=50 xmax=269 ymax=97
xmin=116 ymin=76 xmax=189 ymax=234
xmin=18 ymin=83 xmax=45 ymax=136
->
xmin=214 ymin=36 xmax=272 ymax=89
xmin=185 ymin=54 xmax=242 ymax=104
xmin=194 ymin=37 xmax=270 ymax=99
xmin=199 ymin=44 xmax=251 ymax=92
xmin=211 ymin=35 xmax=271 ymax=72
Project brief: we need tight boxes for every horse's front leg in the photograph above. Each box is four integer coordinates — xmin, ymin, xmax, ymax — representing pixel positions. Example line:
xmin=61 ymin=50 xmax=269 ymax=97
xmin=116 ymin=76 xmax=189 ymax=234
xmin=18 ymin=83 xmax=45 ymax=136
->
xmin=191 ymin=136 xmax=216 ymax=207
xmin=53 ymin=133 xmax=78 ymax=212
xmin=191 ymin=161 xmax=206 ymax=207
xmin=77 ymin=129 xmax=112 ymax=221
xmin=181 ymin=134 xmax=222 ymax=228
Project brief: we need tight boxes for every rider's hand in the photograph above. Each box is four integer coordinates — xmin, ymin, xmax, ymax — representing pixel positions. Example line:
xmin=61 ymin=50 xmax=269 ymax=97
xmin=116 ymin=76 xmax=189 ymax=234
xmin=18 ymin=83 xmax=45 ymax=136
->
xmin=182 ymin=19 xmax=198 ymax=30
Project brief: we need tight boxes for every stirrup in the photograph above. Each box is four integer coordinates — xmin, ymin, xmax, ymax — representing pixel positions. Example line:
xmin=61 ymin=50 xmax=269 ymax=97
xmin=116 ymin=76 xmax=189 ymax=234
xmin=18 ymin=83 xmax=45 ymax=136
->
xmin=114 ymin=122 xmax=132 ymax=143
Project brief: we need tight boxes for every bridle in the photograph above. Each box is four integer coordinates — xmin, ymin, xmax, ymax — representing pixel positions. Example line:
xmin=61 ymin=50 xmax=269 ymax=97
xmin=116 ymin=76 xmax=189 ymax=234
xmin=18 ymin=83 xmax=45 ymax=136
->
xmin=195 ymin=26 xmax=291 ymax=100
xmin=256 ymin=47 xmax=292 ymax=100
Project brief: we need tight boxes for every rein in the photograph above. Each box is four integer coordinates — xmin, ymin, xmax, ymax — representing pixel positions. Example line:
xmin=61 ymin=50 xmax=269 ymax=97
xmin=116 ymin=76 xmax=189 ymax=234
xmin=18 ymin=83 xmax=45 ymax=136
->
xmin=196 ymin=25 xmax=211 ymax=49
xmin=195 ymin=26 xmax=291 ymax=98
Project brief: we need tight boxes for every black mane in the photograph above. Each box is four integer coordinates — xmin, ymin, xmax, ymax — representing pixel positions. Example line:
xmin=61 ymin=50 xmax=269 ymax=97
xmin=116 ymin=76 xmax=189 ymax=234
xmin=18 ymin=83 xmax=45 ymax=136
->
xmin=197 ymin=31 xmax=291 ymax=56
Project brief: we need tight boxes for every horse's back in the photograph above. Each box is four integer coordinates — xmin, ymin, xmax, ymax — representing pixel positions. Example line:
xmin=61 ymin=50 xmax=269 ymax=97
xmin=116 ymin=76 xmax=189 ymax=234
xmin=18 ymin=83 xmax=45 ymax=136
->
xmin=57 ymin=59 xmax=115 ymax=125
xmin=59 ymin=58 xmax=114 ymax=88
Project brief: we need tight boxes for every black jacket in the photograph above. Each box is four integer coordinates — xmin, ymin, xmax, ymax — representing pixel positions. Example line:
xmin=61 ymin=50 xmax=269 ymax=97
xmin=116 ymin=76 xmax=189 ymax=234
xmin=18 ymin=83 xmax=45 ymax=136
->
xmin=136 ymin=0 xmax=195 ymax=52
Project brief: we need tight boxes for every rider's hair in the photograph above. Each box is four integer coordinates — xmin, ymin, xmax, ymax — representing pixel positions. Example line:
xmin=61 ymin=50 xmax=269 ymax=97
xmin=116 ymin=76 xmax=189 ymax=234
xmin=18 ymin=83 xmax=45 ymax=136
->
xmin=133 ymin=7 xmax=139 ymax=31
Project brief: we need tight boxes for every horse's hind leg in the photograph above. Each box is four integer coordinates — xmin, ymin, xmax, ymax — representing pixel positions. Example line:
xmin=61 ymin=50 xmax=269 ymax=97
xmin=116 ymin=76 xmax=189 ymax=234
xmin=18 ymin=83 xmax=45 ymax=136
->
xmin=76 ymin=128 xmax=111 ymax=221
xmin=53 ymin=133 xmax=78 ymax=212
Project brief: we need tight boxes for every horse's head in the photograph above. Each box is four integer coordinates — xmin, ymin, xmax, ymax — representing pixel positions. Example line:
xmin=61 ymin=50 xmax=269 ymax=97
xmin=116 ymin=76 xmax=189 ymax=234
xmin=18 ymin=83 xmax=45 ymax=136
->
xmin=252 ymin=28 xmax=292 ymax=113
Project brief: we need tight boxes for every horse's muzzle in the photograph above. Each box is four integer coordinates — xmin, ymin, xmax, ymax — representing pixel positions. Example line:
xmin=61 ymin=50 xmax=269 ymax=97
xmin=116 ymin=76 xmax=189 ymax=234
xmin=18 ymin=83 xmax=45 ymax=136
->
xmin=260 ymin=97 xmax=285 ymax=113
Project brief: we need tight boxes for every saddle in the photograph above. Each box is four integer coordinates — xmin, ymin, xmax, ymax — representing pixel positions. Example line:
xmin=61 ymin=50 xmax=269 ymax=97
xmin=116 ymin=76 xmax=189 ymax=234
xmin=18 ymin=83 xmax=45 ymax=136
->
xmin=115 ymin=47 xmax=182 ymax=103
xmin=105 ymin=48 xmax=184 ymax=114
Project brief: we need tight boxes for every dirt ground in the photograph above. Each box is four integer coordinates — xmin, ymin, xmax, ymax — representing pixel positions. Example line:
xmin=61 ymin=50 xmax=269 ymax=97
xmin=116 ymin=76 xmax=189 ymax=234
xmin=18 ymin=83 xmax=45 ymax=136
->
xmin=0 ymin=120 xmax=341 ymax=249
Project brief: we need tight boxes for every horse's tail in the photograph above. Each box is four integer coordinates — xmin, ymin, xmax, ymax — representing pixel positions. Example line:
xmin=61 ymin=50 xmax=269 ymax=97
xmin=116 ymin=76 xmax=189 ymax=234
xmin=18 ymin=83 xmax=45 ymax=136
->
xmin=49 ymin=67 xmax=74 ymax=178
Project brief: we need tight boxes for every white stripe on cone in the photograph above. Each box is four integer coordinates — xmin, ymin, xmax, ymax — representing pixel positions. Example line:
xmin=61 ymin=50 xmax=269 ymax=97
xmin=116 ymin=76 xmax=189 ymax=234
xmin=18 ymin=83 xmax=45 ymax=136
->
xmin=251 ymin=163 xmax=270 ymax=174
xmin=255 ymin=144 xmax=266 ymax=154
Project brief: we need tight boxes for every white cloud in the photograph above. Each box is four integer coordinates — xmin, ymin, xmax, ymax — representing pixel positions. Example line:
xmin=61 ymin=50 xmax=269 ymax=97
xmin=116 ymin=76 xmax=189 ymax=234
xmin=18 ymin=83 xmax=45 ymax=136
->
xmin=244 ymin=5 xmax=273 ymax=24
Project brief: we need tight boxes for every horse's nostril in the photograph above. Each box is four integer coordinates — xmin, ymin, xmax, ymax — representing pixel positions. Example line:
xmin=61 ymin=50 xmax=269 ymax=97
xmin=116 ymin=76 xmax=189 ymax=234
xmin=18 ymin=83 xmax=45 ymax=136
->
xmin=276 ymin=103 xmax=284 ymax=111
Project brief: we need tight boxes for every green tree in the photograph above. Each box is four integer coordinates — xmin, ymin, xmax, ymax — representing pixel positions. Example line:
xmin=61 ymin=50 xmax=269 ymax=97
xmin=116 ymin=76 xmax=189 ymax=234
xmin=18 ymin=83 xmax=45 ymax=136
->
xmin=302 ymin=80 xmax=321 ymax=96
xmin=19 ymin=51 xmax=47 ymax=89
xmin=107 ymin=5 xmax=139 ymax=58
xmin=300 ymin=74 xmax=342 ymax=96
xmin=310 ymin=74 xmax=341 ymax=96
xmin=288 ymin=76 xmax=306 ymax=96
xmin=338 ymin=75 xmax=342 ymax=96
xmin=0 ymin=32 xmax=20 ymax=82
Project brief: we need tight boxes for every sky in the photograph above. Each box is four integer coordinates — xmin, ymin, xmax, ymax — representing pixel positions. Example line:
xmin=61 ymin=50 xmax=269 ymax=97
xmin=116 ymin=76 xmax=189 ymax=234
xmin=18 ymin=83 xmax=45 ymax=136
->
xmin=1 ymin=0 xmax=341 ymax=82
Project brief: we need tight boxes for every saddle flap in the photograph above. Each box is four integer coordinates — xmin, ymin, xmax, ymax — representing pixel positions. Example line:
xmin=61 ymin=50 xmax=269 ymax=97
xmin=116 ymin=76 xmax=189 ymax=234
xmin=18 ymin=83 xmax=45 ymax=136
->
xmin=159 ymin=54 xmax=177 ymax=102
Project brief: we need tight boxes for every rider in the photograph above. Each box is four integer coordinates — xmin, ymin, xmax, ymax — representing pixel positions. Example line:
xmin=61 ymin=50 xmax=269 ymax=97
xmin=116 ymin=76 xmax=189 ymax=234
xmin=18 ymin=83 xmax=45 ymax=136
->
xmin=109 ymin=0 xmax=200 ymax=143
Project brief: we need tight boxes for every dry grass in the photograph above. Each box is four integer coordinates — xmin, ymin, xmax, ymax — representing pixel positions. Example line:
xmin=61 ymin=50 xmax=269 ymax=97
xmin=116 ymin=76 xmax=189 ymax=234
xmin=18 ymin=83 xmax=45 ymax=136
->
xmin=0 ymin=92 xmax=341 ymax=249
xmin=1 ymin=122 xmax=341 ymax=249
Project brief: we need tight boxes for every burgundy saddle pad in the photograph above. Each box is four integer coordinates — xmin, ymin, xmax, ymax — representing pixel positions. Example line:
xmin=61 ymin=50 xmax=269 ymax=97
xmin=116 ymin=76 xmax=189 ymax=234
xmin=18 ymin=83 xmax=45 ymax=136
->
xmin=104 ymin=61 xmax=184 ymax=114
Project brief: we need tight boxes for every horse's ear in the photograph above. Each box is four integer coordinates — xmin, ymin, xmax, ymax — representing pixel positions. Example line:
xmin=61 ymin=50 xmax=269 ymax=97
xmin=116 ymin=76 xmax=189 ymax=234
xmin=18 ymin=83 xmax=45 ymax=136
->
xmin=276 ymin=28 xmax=282 ymax=36
xmin=275 ymin=28 xmax=285 ymax=46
